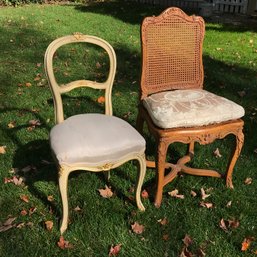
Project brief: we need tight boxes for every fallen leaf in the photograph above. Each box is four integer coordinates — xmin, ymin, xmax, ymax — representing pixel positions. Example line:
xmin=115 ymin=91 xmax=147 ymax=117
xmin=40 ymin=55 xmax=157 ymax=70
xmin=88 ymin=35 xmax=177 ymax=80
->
xmin=254 ymin=148 xmax=257 ymax=154
xmin=12 ymin=176 xmax=23 ymax=186
xmin=109 ymin=244 xmax=122 ymax=256
xmin=180 ymin=246 xmax=193 ymax=257
xmin=20 ymin=209 xmax=27 ymax=216
xmin=25 ymin=82 xmax=32 ymax=87
xmin=157 ymin=217 xmax=168 ymax=226
xmin=219 ymin=218 xmax=228 ymax=232
xmin=45 ymin=220 xmax=53 ymax=231
xmin=0 ymin=217 xmax=16 ymax=232
xmin=20 ymin=195 xmax=29 ymax=203
xmin=182 ymin=234 xmax=193 ymax=247
xmin=28 ymin=119 xmax=41 ymax=126
xmin=200 ymin=188 xmax=210 ymax=200
xmin=213 ymin=148 xmax=222 ymax=158
xmin=196 ymin=247 xmax=206 ymax=257
xmin=97 ymin=96 xmax=105 ymax=104
xmin=74 ymin=206 xmax=82 ymax=212
xmin=57 ymin=236 xmax=73 ymax=249
xmin=8 ymin=121 xmax=16 ymax=128
xmin=96 ymin=62 xmax=102 ymax=69
xmin=141 ymin=189 xmax=149 ymax=199
xmin=98 ymin=185 xmax=113 ymax=198
xmin=226 ymin=201 xmax=232 ymax=208
xmin=200 ymin=202 xmax=213 ymax=209
xmin=228 ymin=218 xmax=240 ymax=229
xmin=162 ymin=234 xmax=169 ymax=241
xmin=36 ymin=63 xmax=42 ymax=67
xmin=29 ymin=207 xmax=37 ymax=215
xmin=131 ymin=222 xmax=145 ymax=234
xmin=241 ymin=237 xmax=254 ymax=251
xmin=47 ymin=195 xmax=54 ymax=202
xmin=190 ymin=190 xmax=197 ymax=197
xmin=168 ymin=189 xmax=184 ymax=199
xmin=244 ymin=177 xmax=252 ymax=185
xmin=16 ymin=222 xmax=25 ymax=229
xmin=0 ymin=146 xmax=6 ymax=154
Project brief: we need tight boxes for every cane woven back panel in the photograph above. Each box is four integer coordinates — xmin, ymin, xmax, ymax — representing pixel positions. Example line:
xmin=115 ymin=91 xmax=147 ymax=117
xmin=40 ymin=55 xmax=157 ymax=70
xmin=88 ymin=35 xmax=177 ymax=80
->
xmin=140 ymin=7 xmax=205 ymax=98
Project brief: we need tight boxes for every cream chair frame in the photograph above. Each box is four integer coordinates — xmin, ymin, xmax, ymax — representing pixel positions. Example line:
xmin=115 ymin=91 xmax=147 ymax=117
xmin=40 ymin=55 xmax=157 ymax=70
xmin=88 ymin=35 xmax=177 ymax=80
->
xmin=44 ymin=34 xmax=146 ymax=234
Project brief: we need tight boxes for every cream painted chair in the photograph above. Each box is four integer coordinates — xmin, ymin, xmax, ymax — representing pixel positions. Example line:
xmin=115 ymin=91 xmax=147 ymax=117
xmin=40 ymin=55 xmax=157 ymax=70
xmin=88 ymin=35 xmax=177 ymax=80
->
xmin=44 ymin=34 xmax=146 ymax=234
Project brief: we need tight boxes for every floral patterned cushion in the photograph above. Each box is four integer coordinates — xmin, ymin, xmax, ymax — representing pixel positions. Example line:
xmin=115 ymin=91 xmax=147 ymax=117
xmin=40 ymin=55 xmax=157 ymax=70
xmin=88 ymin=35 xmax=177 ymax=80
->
xmin=143 ymin=89 xmax=245 ymax=129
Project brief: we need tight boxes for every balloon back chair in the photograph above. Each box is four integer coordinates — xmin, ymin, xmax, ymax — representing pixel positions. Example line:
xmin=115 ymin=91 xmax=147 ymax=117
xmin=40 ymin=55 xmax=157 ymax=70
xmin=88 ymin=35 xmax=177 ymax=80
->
xmin=136 ymin=8 xmax=244 ymax=207
xmin=44 ymin=34 xmax=146 ymax=234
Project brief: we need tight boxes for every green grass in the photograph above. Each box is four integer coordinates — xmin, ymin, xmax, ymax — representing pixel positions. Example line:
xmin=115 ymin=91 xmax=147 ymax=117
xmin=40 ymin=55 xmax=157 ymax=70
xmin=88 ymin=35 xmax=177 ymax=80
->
xmin=0 ymin=1 xmax=257 ymax=256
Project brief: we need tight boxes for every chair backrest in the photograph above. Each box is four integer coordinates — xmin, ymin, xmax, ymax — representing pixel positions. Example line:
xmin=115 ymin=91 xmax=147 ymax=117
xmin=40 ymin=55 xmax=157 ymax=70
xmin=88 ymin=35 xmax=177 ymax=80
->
xmin=140 ymin=7 xmax=205 ymax=99
xmin=44 ymin=34 xmax=116 ymax=124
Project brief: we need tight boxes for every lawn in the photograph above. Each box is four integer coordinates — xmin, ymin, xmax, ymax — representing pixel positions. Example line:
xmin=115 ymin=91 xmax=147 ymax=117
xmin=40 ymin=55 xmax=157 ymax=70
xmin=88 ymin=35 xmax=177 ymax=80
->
xmin=0 ymin=1 xmax=257 ymax=256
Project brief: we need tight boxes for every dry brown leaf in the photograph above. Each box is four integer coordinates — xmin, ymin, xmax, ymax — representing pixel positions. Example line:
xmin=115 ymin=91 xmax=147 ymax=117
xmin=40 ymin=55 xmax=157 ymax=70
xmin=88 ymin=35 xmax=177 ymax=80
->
xmin=182 ymin=234 xmax=193 ymax=247
xmin=200 ymin=202 xmax=213 ymax=209
xmin=180 ymin=246 xmax=193 ymax=257
xmin=131 ymin=222 xmax=145 ymax=234
xmin=228 ymin=218 xmax=240 ymax=229
xmin=241 ymin=237 xmax=255 ymax=251
xmin=20 ymin=209 xmax=27 ymax=216
xmin=20 ymin=194 xmax=29 ymax=203
xmin=109 ymin=244 xmax=122 ymax=256
xmin=141 ymin=189 xmax=149 ymax=199
xmin=98 ymin=185 xmax=113 ymax=198
xmin=190 ymin=190 xmax=197 ymax=197
xmin=0 ymin=217 xmax=17 ymax=232
xmin=16 ymin=222 xmax=26 ymax=229
xmin=213 ymin=148 xmax=222 ymax=158
xmin=219 ymin=218 xmax=228 ymax=232
xmin=226 ymin=201 xmax=232 ymax=208
xmin=8 ymin=121 xmax=16 ymax=128
xmin=29 ymin=207 xmax=37 ymax=215
xmin=47 ymin=195 xmax=54 ymax=202
xmin=74 ymin=206 xmax=82 ymax=212
xmin=162 ymin=234 xmax=169 ymax=241
xmin=28 ymin=119 xmax=41 ymax=126
xmin=96 ymin=62 xmax=102 ymax=69
xmin=157 ymin=217 xmax=168 ymax=226
xmin=200 ymin=188 xmax=210 ymax=200
xmin=45 ymin=220 xmax=53 ymax=231
xmin=57 ymin=236 xmax=73 ymax=249
xmin=244 ymin=177 xmax=252 ymax=185
xmin=197 ymin=247 xmax=206 ymax=257
xmin=0 ymin=146 xmax=6 ymax=154
xmin=97 ymin=96 xmax=105 ymax=104
xmin=13 ymin=176 xmax=23 ymax=186
xmin=168 ymin=189 xmax=184 ymax=199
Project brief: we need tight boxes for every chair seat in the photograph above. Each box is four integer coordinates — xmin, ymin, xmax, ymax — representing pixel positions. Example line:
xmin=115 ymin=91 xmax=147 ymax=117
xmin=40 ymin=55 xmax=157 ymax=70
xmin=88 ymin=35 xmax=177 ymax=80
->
xmin=143 ymin=89 xmax=245 ymax=129
xmin=50 ymin=114 xmax=145 ymax=166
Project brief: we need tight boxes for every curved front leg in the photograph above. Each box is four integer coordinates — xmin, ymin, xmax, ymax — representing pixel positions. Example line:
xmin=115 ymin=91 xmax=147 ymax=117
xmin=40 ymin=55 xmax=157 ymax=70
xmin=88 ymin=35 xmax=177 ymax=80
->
xmin=155 ymin=139 xmax=169 ymax=208
xmin=226 ymin=129 xmax=244 ymax=188
xmin=59 ymin=166 xmax=70 ymax=235
xmin=135 ymin=154 xmax=146 ymax=211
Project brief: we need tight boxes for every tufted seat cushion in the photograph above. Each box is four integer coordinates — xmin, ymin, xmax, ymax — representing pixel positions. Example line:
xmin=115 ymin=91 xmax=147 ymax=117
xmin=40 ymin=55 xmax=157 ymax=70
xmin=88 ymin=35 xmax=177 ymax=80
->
xmin=143 ymin=89 xmax=245 ymax=129
xmin=50 ymin=114 xmax=145 ymax=166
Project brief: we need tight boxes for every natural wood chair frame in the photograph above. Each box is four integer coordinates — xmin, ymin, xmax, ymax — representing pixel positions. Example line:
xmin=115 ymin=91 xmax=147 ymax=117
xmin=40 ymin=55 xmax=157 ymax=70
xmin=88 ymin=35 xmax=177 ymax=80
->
xmin=136 ymin=8 xmax=244 ymax=207
xmin=45 ymin=34 xmax=146 ymax=234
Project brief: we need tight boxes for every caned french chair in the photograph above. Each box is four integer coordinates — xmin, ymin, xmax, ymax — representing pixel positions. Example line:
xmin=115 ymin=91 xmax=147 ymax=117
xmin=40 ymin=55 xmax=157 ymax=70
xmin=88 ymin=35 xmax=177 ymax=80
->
xmin=44 ymin=34 xmax=146 ymax=234
xmin=136 ymin=8 xmax=244 ymax=207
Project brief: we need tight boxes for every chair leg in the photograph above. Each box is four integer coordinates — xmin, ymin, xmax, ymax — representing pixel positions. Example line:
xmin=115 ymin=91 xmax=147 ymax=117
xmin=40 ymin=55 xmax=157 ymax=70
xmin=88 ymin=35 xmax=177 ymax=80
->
xmin=135 ymin=154 xmax=146 ymax=211
xmin=154 ymin=140 xmax=169 ymax=208
xmin=59 ymin=166 xmax=70 ymax=234
xmin=226 ymin=129 xmax=244 ymax=188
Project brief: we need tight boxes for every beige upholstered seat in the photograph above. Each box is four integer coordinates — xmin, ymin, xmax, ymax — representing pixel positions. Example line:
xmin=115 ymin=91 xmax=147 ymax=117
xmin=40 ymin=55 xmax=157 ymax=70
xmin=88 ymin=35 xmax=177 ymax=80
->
xmin=137 ymin=8 xmax=244 ymax=207
xmin=44 ymin=34 xmax=146 ymax=234
xmin=143 ymin=89 xmax=244 ymax=129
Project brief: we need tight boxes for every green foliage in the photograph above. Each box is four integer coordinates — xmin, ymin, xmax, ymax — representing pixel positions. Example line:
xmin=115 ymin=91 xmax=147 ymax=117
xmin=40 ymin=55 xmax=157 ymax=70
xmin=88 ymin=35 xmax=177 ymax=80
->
xmin=0 ymin=2 xmax=257 ymax=257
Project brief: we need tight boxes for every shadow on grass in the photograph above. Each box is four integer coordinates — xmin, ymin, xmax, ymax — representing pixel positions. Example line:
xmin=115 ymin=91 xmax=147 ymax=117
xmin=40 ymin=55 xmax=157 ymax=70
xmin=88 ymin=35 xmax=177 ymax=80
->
xmin=75 ymin=0 xmax=257 ymax=32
